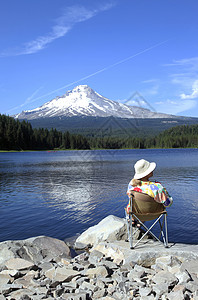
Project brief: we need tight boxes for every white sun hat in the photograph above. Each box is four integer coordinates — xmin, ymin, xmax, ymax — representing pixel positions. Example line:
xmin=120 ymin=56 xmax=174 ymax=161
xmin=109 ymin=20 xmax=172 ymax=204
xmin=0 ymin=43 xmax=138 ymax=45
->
xmin=134 ymin=159 xmax=156 ymax=179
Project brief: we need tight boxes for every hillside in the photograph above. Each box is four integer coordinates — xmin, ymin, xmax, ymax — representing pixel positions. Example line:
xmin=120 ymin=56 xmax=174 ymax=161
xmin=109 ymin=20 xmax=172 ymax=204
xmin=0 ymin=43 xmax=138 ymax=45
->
xmin=28 ymin=115 xmax=198 ymax=138
xmin=1 ymin=114 xmax=198 ymax=150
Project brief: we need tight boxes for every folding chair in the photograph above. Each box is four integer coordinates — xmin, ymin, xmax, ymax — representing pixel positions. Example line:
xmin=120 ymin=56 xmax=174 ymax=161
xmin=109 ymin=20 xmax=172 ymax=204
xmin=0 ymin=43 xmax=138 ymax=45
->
xmin=125 ymin=191 xmax=169 ymax=249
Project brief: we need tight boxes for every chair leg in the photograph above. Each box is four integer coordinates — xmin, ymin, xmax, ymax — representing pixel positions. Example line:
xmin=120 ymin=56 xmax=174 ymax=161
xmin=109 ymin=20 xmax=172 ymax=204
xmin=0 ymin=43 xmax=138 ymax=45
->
xmin=164 ymin=214 xmax=169 ymax=248
xmin=159 ymin=218 xmax=166 ymax=246
xmin=129 ymin=215 xmax=134 ymax=249
xmin=134 ymin=216 xmax=162 ymax=247
xmin=125 ymin=210 xmax=133 ymax=249
xmin=126 ymin=212 xmax=169 ymax=249
xmin=159 ymin=215 xmax=169 ymax=248
xmin=131 ymin=214 xmax=168 ymax=248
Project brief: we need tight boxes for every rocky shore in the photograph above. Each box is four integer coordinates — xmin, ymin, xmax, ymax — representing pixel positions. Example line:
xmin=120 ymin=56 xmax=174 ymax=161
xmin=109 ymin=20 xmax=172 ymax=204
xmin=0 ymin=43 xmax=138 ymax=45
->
xmin=0 ymin=215 xmax=198 ymax=300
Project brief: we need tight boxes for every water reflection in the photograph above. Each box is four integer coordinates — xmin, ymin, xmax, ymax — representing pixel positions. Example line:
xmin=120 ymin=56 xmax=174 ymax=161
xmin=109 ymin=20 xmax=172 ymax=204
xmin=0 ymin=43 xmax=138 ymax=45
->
xmin=0 ymin=149 xmax=198 ymax=243
xmin=41 ymin=161 xmax=126 ymax=224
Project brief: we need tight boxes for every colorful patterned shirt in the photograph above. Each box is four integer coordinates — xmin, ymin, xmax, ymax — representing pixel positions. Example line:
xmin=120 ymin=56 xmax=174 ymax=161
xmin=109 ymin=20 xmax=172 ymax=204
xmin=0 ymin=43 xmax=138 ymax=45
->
xmin=127 ymin=180 xmax=173 ymax=208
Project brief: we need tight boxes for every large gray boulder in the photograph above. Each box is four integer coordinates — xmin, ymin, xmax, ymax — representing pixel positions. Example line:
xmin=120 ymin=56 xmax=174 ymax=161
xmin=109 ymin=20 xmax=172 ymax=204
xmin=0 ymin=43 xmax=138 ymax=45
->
xmin=0 ymin=236 xmax=70 ymax=268
xmin=75 ymin=215 xmax=128 ymax=249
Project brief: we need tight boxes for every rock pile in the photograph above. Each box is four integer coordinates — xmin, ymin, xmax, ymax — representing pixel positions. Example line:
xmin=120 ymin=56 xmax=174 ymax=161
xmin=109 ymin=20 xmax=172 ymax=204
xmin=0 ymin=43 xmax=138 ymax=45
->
xmin=0 ymin=215 xmax=198 ymax=299
xmin=0 ymin=244 xmax=198 ymax=299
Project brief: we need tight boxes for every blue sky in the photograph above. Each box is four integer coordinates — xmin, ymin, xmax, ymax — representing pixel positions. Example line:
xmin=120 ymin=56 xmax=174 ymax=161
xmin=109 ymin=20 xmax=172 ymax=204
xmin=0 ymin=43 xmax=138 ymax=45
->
xmin=1 ymin=0 xmax=198 ymax=117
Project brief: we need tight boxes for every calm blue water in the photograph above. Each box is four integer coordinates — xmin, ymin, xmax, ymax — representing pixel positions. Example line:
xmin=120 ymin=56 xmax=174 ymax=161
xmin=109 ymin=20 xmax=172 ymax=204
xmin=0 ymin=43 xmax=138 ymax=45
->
xmin=0 ymin=149 xmax=198 ymax=244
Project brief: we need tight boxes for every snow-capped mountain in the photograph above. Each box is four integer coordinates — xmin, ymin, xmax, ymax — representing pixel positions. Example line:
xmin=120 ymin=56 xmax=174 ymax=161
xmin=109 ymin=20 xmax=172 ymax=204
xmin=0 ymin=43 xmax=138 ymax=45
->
xmin=15 ymin=85 xmax=173 ymax=120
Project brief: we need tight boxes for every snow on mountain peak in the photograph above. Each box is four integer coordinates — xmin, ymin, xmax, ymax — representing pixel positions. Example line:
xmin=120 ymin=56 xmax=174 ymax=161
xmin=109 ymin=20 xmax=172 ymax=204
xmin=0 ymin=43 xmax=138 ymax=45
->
xmin=72 ymin=84 xmax=91 ymax=92
xmin=15 ymin=85 xmax=174 ymax=120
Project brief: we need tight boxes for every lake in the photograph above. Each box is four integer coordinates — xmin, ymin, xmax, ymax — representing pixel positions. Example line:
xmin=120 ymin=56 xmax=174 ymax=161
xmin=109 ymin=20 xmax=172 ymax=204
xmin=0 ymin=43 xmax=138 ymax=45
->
xmin=0 ymin=148 xmax=198 ymax=244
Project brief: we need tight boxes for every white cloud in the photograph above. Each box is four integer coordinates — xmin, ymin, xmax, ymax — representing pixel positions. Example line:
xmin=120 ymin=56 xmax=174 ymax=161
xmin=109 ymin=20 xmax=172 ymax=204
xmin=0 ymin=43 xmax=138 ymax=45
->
xmin=162 ymin=56 xmax=198 ymax=115
xmin=180 ymin=79 xmax=198 ymax=99
xmin=165 ymin=57 xmax=198 ymax=83
xmin=164 ymin=57 xmax=198 ymax=70
xmin=155 ymin=98 xmax=197 ymax=115
xmin=170 ymin=73 xmax=193 ymax=87
xmin=1 ymin=2 xmax=115 ymax=56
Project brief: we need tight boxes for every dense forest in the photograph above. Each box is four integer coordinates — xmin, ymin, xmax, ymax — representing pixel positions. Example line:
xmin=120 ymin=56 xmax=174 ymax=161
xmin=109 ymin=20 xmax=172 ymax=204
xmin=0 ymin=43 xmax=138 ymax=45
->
xmin=0 ymin=114 xmax=89 ymax=151
xmin=0 ymin=114 xmax=198 ymax=150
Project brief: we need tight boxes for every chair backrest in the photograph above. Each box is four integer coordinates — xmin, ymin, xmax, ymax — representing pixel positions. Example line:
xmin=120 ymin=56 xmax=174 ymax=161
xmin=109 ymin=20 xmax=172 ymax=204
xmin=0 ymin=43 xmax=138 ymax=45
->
xmin=131 ymin=191 xmax=166 ymax=221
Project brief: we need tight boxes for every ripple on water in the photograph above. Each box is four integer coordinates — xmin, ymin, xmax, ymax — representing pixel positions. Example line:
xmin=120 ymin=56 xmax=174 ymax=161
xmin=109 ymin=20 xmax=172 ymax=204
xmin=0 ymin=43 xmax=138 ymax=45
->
xmin=0 ymin=149 xmax=198 ymax=243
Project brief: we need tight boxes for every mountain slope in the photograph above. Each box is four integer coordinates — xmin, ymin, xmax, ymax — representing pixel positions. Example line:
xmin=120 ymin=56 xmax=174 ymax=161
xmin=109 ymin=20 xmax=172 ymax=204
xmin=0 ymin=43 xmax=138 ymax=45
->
xmin=15 ymin=85 xmax=175 ymax=120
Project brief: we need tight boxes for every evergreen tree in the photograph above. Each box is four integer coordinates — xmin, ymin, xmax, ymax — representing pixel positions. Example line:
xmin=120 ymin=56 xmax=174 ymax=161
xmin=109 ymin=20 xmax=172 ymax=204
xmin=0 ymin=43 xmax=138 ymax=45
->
xmin=0 ymin=114 xmax=198 ymax=151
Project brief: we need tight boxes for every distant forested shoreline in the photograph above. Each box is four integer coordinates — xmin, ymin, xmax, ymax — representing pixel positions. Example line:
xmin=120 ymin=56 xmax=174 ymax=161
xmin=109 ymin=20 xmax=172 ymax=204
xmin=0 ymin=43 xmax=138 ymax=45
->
xmin=0 ymin=114 xmax=198 ymax=151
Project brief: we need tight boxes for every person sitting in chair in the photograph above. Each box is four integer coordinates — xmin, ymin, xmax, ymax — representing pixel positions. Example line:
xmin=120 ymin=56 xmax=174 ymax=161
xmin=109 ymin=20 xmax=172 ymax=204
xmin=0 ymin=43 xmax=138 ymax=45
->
xmin=127 ymin=159 xmax=173 ymax=225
